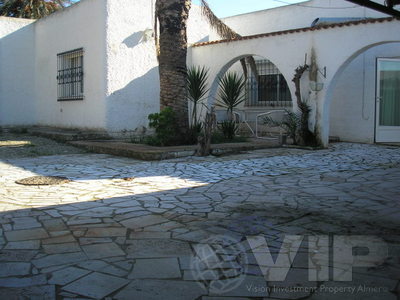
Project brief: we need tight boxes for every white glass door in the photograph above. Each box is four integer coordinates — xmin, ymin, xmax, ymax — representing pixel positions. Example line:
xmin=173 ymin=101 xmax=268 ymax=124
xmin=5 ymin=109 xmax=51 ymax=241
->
xmin=376 ymin=59 xmax=400 ymax=143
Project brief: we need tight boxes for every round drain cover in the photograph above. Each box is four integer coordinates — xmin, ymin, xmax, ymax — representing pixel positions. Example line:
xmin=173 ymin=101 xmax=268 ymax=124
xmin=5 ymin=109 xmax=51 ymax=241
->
xmin=15 ymin=176 xmax=70 ymax=186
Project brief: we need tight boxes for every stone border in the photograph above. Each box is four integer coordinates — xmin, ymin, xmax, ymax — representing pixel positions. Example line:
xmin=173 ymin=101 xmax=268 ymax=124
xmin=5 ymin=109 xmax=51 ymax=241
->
xmin=69 ymin=140 xmax=279 ymax=160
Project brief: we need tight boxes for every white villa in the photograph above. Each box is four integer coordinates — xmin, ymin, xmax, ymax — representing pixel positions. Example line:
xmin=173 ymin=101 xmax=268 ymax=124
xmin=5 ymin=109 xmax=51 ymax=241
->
xmin=0 ymin=0 xmax=399 ymax=146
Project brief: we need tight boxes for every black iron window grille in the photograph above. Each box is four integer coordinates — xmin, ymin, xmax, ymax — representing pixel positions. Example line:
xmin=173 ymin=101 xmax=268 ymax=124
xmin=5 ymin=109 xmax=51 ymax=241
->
xmin=245 ymin=59 xmax=292 ymax=107
xmin=57 ymin=48 xmax=84 ymax=101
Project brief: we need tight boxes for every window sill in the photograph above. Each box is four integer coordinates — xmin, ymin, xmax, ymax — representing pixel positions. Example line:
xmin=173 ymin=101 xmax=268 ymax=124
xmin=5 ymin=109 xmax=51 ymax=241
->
xmin=57 ymin=97 xmax=84 ymax=102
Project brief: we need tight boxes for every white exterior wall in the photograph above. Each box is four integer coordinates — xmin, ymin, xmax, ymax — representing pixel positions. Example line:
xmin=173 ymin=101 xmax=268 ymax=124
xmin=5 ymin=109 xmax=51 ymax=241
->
xmin=105 ymin=0 xmax=210 ymax=136
xmin=190 ymin=19 xmax=400 ymax=146
xmin=34 ymin=0 xmax=107 ymax=130
xmin=0 ymin=18 xmax=36 ymax=126
xmin=330 ymin=43 xmax=400 ymax=143
xmin=212 ymin=0 xmax=386 ymax=39
xmin=105 ymin=0 xmax=158 ymax=135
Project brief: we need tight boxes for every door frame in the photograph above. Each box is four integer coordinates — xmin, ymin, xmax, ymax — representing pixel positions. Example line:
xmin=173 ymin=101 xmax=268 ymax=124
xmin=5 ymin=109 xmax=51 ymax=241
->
xmin=375 ymin=57 xmax=400 ymax=143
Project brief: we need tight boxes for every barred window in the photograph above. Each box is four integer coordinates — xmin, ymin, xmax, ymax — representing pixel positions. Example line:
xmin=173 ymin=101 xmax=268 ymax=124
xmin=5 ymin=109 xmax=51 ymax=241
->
xmin=246 ymin=59 xmax=292 ymax=107
xmin=57 ymin=48 xmax=84 ymax=101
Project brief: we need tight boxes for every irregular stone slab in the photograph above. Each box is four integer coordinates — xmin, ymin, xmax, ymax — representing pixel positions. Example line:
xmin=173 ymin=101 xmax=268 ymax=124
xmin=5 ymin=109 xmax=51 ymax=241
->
xmin=126 ymin=239 xmax=192 ymax=258
xmin=79 ymin=237 xmax=113 ymax=245
xmin=0 ymin=285 xmax=55 ymax=299
xmin=42 ymin=234 xmax=76 ymax=245
xmin=77 ymin=259 xmax=128 ymax=277
xmin=129 ymin=258 xmax=181 ymax=279
xmin=129 ymin=231 xmax=171 ymax=239
xmin=42 ymin=218 xmax=68 ymax=231
xmin=32 ymin=252 xmax=87 ymax=269
xmin=0 ymin=250 xmax=37 ymax=262
xmin=115 ymin=280 xmax=206 ymax=300
xmin=43 ymin=242 xmax=81 ymax=254
xmin=82 ymin=243 xmax=125 ymax=259
xmin=4 ymin=240 xmax=41 ymax=250
xmin=48 ymin=266 xmax=91 ymax=285
xmin=12 ymin=217 xmax=41 ymax=230
xmin=62 ymin=272 xmax=129 ymax=299
xmin=0 ymin=274 xmax=47 ymax=287
xmin=174 ymin=230 xmax=211 ymax=243
xmin=120 ymin=215 xmax=169 ymax=229
xmin=5 ymin=228 xmax=49 ymax=241
xmin=67 ymin=218 xmax=102 ymax=225
xmin=0 ymin=262 xmax=31 ymax=277
xmin=85 ymin=227 xmax=127 ymax=237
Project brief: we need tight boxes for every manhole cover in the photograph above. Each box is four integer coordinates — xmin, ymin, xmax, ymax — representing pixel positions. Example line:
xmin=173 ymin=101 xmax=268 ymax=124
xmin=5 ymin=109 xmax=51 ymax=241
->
xmin=15 ymin=176 xmax=71 ymax=186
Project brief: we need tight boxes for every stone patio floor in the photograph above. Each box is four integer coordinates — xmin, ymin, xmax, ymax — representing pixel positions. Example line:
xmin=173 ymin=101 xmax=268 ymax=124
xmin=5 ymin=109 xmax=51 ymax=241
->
xmin=0 ymin=143 xmax=399 ymax=299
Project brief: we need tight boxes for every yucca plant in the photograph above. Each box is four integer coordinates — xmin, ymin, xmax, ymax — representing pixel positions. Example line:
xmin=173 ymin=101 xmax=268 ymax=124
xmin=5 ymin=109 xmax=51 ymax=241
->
xmin=216 ymin=72 xmax=246 ymax=120
xmin=218 ymin=120 xmax=238 ymax=140
xmin=187 ymin=66 xmax=209 ymax=128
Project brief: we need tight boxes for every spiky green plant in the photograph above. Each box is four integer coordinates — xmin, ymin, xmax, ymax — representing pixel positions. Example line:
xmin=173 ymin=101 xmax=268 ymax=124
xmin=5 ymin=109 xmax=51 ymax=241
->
xmin=216 ymin=72 xmax=246 ymax=120
xmin=187 ymin=66 xmax=209 ymax=127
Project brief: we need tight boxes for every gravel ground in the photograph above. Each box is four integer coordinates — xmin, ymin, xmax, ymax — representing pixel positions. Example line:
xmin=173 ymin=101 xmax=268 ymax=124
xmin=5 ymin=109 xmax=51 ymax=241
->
xmin=0 ymin=133 xmax=86 ymax=159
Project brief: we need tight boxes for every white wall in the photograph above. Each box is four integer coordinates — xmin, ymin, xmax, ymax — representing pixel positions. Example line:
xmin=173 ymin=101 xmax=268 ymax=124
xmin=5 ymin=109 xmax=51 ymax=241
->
xmin=0 ymin=0 xmax=210 ymax=135
xmin=34 ymin=0 xmax=108 ymax=130
xmin=105 ymin=0 xmax=158 ymax=136
xmin=330 ymin=43 xmax=400 ymax=143
xmin=0 ymin=18 xmax=36 ymax=126
xmin=211 ymin=0 xmax=387 ymax=39
xmin=190 ymin=19 xmax=400 ymax=146
xmin=105 ymin=0 xmax=210 ymax=136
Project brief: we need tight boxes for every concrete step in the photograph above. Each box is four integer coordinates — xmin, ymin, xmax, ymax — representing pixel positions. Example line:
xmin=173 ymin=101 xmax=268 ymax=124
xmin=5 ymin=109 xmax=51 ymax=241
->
xmin=28 ymin=127 xmax=111 ymax=142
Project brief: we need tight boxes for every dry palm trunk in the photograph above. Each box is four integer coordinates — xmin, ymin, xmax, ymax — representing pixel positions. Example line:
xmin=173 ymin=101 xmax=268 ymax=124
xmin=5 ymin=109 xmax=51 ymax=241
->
xmin=197 ymin=107 xmax=215 ymax=156
xmin=156 ymin=0 xmax=191 ymax=130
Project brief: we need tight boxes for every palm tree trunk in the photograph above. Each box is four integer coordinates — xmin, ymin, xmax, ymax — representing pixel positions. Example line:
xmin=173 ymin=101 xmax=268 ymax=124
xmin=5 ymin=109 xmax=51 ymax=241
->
xmin=156 ymin=0 xmax=191 ymax=130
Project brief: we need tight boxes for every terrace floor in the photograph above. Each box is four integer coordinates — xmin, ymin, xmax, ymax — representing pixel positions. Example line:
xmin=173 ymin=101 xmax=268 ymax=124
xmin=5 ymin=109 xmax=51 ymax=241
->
xmin=0 ymin=137 xmax=399 ymax=299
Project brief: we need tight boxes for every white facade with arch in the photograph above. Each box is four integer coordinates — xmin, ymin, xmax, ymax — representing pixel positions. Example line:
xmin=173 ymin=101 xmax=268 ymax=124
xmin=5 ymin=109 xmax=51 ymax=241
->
xmin=190 ymin=17 xmax=400 ymax=145
xmin=0 ymin=0 xmax=399 ymax=144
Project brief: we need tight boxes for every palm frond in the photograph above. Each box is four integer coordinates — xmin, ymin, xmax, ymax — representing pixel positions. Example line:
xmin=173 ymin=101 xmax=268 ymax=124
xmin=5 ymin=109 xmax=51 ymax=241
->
xmin=200 ymin=0 xmax=259 ymax=80
xmin=200 ymin=0 xmax=240 ymax=40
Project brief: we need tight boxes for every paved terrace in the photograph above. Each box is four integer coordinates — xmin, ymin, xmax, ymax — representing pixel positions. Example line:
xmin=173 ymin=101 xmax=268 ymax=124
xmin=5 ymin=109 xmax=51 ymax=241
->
xmin=0 ymin=142 xmax=399 ymax=299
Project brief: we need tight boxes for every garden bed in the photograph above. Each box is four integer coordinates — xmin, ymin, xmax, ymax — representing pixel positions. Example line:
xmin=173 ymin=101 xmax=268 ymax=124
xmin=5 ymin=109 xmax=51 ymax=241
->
xmin=70 ymin=139 xmax=279 ymax=161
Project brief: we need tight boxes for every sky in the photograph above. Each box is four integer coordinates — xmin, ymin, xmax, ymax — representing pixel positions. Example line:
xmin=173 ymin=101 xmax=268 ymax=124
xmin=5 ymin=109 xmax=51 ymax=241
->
xmin=192 ymin=0 xmax=306 ymax=18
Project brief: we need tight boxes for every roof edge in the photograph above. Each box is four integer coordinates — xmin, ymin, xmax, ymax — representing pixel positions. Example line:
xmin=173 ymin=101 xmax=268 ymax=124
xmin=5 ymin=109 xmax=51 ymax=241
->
xmin=192 ymin=17 xmax=398 ymax=48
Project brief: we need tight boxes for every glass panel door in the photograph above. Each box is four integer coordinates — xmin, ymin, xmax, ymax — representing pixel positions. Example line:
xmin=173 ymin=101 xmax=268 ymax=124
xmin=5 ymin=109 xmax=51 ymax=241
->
xmin=376 ymin=59 xmax=400 ymax=142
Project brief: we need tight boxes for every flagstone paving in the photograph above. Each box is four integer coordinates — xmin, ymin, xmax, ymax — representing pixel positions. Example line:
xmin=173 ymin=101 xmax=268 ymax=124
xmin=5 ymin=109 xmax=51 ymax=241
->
xmin=0 ymin=142 xmax=399 ymax=299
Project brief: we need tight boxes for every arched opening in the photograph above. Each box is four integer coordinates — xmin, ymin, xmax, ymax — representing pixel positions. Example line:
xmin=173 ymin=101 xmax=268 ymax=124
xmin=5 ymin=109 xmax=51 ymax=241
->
xmin=205 ymin=55 xmax=293 ymax=138
xmin=325 ymin=41 xmax=400 ymax=144
xmin=208 ymin=55 xmax=293 ymax=109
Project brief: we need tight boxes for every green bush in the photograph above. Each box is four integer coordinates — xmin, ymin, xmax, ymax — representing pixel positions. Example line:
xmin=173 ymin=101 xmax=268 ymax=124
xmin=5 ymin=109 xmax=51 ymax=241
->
xmin=218 ymin=120 xmax=238 ymax=140
xmin=211 ymin=131 xmax=247 ymax=144
xmin=147 ymin=107 xmax=179 ymax=146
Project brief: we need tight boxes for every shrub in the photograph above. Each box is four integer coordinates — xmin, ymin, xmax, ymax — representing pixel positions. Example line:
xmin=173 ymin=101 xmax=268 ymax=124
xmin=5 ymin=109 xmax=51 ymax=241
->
xmin=218 ymin=120 xmax=238 ymax=140
xmin=147 ymin=107 xmax=178 ymax=146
